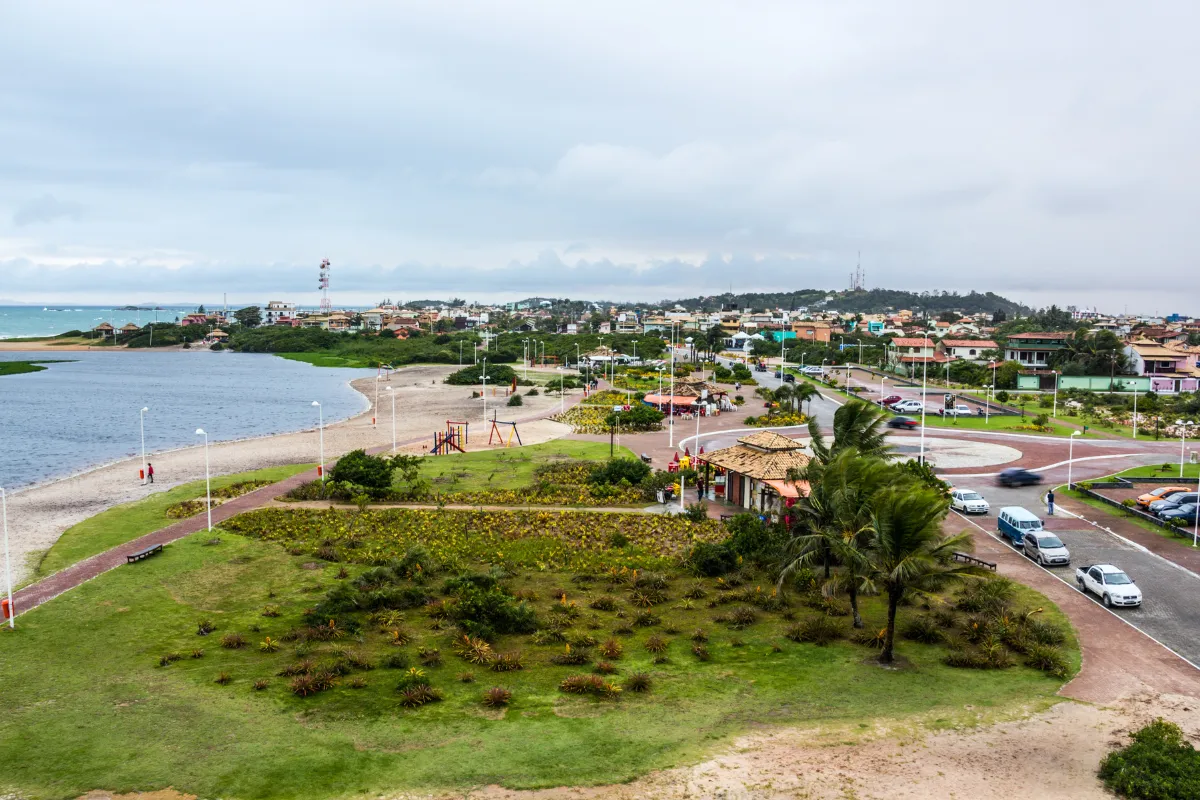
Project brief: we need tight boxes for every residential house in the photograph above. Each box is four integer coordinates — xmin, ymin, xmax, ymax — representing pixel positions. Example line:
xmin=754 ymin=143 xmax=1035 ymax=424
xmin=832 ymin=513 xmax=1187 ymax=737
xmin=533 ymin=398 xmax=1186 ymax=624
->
xmin=1002 ymin=332 xmax=1071 ymax=370
xmin=937 ymin=339 xmax=998 ymax=363
xmin=180 ymin=314 xmax=209 ymax=327
xmin=888 ymin=337 xmax=937 ymax=362
xmin=119 ymin=323 xmax=141 ymax=336
xmin=92 ymin=322 xmax=114 ymax=338
xmin=1124 ymin=341 xmax=1199 ymax=393
xmin=790 ymin=320 xmax=831 ymax=343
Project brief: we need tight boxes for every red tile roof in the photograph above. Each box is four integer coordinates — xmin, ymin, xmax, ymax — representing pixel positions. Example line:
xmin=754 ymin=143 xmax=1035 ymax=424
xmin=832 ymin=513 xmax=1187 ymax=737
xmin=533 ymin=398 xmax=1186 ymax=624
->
xmin=890 ymin=337 xmax=934 ymax=347
xmin=941 ymin=339 xmax=998 ymax=348
xmin=1006 ymin=332 xmax=1071 ymax=340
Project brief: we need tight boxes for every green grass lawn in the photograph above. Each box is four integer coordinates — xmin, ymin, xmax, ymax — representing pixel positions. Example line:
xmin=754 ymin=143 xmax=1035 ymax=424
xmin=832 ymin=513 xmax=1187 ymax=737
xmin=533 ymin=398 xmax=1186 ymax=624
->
xmin=918 ymin=413 xmax=1085 ymax=437
xmin=0 ymin=525 xmax=1078 ymax=800
xmin=32 ymin=464 xmax=313 ymax=581
xmin=277 ymin=353 xmax=375 ymax=368
xmin=1100 ymin=464 xmax=1200 ymax=481
xmin=421 ymin=440 xmax=638 ymax=494
xmin=0 ymin=360 xmax=73 ymax=376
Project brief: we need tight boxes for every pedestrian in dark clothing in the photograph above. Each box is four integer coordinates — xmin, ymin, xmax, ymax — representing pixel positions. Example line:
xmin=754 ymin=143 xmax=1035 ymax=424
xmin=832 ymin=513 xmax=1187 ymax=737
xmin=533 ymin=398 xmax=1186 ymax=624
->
xmin=1047 ymin=489 xmax=1055 ymax=516
xmin=697 ymin=482 xmax=705 ymax=502
xmin=147 ymin=463 xmax=155 ymax=484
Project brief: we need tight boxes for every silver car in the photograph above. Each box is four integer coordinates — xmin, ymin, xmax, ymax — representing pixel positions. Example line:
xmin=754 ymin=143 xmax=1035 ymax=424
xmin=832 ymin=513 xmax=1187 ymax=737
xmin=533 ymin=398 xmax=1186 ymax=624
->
xmin=1023 ymin=530 xmax=1070 ymax=566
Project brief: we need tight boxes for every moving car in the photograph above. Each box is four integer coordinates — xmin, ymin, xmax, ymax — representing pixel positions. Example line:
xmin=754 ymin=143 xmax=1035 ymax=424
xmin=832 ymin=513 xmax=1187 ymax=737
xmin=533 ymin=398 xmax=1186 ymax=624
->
xmin=881 ymin=394 xmax=903 ymax=406
xmin=1160 ymin=502 xmax=1199 ymax=524
xmin=950 ymin=489 xmax=989 ymax=514
xmin=997 ymin=506 xmax=1043 ymax=546
xmin=997 ymin=468 xmax=1043 ymax=487
xmin=1075 ymin=564 xmax=1142 ymax=607
xmin=890 ymin=400 xmax=924 ymax=413
xmin=1023 ymin=530 xmax=1070 ymax=566
xmin=1136 ymin=485 xmax=1192 ymax=508
xmin=887 ymin=416 xmax=920 ymax=430
xmin=1149 ymin=492 xmax=1198 ymax=516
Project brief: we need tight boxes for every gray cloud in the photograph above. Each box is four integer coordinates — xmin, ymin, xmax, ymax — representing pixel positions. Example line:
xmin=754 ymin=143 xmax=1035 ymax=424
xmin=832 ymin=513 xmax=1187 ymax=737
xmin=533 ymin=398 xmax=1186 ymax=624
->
xmin=1 ymin=1 xmax=1198 ymax=311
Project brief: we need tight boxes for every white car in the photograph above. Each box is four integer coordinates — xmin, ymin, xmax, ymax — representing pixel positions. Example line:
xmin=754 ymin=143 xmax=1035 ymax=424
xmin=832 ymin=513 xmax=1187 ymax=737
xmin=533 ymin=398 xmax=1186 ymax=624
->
xmin=890 ymin=400 xmax=924 ymax=413
xmin=1075 ymin=564 xmax=1142 ymax=608
xmin=800 ymin=366 xmax=824 ymax=375
xmin=939 ymin=404 xmax=973 ymax=417
xmin=950 ymin=489 xmax=989 ymax=514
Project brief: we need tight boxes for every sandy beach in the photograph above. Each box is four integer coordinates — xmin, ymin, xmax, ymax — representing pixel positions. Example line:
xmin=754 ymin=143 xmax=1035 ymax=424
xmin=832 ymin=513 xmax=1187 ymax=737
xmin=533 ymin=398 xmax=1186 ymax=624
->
xmin=5 ymin=364 xmax=572 ymax=585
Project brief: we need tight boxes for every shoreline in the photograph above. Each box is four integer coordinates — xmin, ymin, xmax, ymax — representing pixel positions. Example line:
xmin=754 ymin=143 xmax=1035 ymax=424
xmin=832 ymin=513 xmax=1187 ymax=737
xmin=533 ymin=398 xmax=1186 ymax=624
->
xmin=4 ymin=365 xmax=574 ymax=586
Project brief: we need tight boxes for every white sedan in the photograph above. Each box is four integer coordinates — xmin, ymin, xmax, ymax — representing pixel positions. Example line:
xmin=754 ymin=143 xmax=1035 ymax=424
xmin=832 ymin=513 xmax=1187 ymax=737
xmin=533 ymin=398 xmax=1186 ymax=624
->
xmin=1075 ymin=564 xmax=1143 ymax=608
xmin=890 ymin=400 xmax=924 ymax=413
xmin=950 ymin=489 xmax=990 ymax=514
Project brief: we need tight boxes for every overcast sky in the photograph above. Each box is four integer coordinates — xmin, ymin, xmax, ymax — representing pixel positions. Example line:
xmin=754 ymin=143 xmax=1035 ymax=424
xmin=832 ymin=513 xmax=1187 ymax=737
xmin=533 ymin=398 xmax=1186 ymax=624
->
xmin=2 ymin=1 xmax=1197 ymax=312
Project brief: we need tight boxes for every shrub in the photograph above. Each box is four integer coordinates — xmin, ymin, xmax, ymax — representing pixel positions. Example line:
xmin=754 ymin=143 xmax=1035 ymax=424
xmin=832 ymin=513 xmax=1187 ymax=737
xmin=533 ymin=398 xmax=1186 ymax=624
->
xmin=644 ymin=635 xmax=670 ymax=654
xmin=258 ymin=636 xmax=279 ymax=653
xmin=525 ymin=388 xmax=539 ymax=396
xmin=550 ymin=644 xmax=592 ymax=665
xmin=1024 ymin=644 xmax=1070 ymax=678
xmin=624 ymin=672 xmax=652 ymax=693
xmin=682 ymin=502 xmax=708 ymax=523
xmin=347 ymin=676 xmax=368 ymax=689
xmin=383 ymin=653 xmax=410 ymax=670
xmin=214 ymin=672 xmax=233 ymax=685
xmin=590 ymin=595 xmax=619 ymax=611
xmin=417 ymin=647 xmax=442 ymax=667
xmin=691 ymin=643 xmax=711 ymax=661
xmin=445 ymin=363 xmax=517 ymax=386
xmin=901 ymin=615 xmax=945 ymax=644
xmin=559 ymin=674 xmax=621 ymax=699
xmin=458 ymin=671 xmax=476 ymax=683
xmin=589 ymin=458 xmax=652 ymax=486
xmin=489 ymin=652 xmax=524 ymax=672
xmin=482 ymin=687 xmax=513 ymax=707
xmin=724 ymin=514 xmax=786 ymax=566
xmin=190 ymin=649 xmax=204 ymax=659
xmin=598 ymin=638 xmax=623 ymax=659
xmin=399 ymin=684 xmax=444 ymax=708
xmin=253 ymin=679 xmax=269 ymax=691
xmin=851 ymin=628 xmax=888 ymax=649
xmin=507 ymin=394 xmax=523 ymax=407
xmin=691 ymin=628 xmax=709 ymax=643
xmin=329 ymin=449 xmax=396 ymax=491
xmin=633 ymin=611 xmax=660 ymax=627
xmin=221 ymin=633 xmax=247 ymax=649
xmin=785 ymin=615 xmax=844 ymax=646
xmin=1026 ymin=618 xmax=1067 ymax=647
xmin=452 ymin=635 xmax=496 ymax=665
xmin=687 ymin=541 xmax=737 ymax=577
xmin=158 ymin=653 xmax=183 ymax=667
xmin=196 ymin=619 xmax=216 ymax=636
xmin=726 ymin=606 xmax=757 ymax=630
xmin=955 ymin=578 xmax=1016 ymax=615
xmin=261 ymin=605 xmax=281 ymax=618
xmin=1099 ymin=719 xmax=1200 ymax=799
xmin=593 ymin=660 xmax=618 ymax=675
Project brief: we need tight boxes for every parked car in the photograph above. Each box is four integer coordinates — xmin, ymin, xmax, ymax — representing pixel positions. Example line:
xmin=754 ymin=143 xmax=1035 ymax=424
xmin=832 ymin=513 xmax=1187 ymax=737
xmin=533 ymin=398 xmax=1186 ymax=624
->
xmin=1075 ymin=564 xmax=1142 ymax=607
xmin=1136 ymin=485 xmax=1192 ymax=508
xmin=997 ymin=506 xmax=1043 ymax=546
xmin=938 ymin=404 xmax=973 ymax=417
xmin=891 ymin=400 xmax=924 ymax=413
xmin=887 ymin=416 xmax=920 ymax=430
xmin=800 ymin=366 xmax=825 ymax=375
xmin=1023 ymin=530 xmax=1070 ymax=566
xmin=950 ymin=489 xmax=989 ymax=514
xmin=997 ymin=468 xmax=1042 ymax=487
xmin=1160 ymin=503 xmax=1199 ymax=524
xmin=881 ymin=394 xmax=903 ymax=406
xmin=1149 ymin=492 xmax=1198 ymax=516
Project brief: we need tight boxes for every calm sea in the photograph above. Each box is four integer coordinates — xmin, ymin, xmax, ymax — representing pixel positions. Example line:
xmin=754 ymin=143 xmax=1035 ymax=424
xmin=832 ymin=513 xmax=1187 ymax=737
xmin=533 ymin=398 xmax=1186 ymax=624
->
xmin=0 ymin=351 xmax=373 ymax=489
xmin=0 ymin=306 xmax=202 ymax=339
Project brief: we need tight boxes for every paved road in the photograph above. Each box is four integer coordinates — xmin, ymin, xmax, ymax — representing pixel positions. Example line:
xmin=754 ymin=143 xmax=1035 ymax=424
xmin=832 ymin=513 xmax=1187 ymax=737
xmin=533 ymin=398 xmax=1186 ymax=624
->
xmin=955 ymin=478 xmax=1200 ymax=669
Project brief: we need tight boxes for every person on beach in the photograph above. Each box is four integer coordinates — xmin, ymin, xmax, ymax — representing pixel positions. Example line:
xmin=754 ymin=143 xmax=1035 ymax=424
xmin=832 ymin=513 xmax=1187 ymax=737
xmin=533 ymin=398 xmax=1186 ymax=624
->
xmin=147 ymin=463 xmax=155 ymax=484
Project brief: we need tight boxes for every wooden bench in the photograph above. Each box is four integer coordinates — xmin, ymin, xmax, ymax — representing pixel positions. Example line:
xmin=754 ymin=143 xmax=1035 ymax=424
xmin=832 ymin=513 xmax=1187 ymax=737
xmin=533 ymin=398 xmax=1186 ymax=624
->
xmin=952 ymin=551 xmax=996 ymax=571
xmin=126 ymin=544 xmax=163 ymax=564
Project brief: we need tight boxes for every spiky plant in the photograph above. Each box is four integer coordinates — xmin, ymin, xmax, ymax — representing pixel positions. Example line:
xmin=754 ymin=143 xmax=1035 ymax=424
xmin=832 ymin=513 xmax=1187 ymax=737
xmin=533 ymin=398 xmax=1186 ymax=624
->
xmin=482 ymin=687 xmax=513 ymax=707
xmin=214 ymin=672 xmax=233 ymax=685
xmin=692 ymin=644 xmax=711 ymax=661
xmin=489 ymin=652 xmax=524 ymax=672
xmin=594 ymin=660 xmax=618 ymax=675
xmin=644 ymin=635 xmax=670 ymax=654
xmin=624 ymin=672 xmax=652 ymax=692
xmin=691 ymin=628 xmax=709 ymax=643
xmin=453 ymin=635 xmax=495 ymax=665
xmin=598 ymin=638 xmax=623 ymax=659
xmin=252 ymin=679 xmax=270 ymax=691
xmin=220 ymin=633 xmax=246 ymax=649
xmin=259 ymin=637 xmax=279 ymax=653
xmin=589 ymin=595 xmax=619 ymax=612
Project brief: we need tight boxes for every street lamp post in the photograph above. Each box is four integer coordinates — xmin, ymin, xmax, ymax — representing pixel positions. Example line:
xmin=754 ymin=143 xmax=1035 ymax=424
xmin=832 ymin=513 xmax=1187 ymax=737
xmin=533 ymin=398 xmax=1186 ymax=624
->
xmin=195 ymin=428 xmax=212 ymax=531
xmin=878 ymin=374 xmax=886 ymax=405
xmin=1133 ymin=391 xmax=1139 ymax=439
xmin=984 ymin=384 xmax=992 ymax=425
xmin=459 ymin=341 xmax=463 ymax=366
xmin=373 ymin=377 xmax=381 ymax=427
xmin=481 ymin=358 xmax=489 ymax=424
xmin=140 ymin=406 xmax=150 ymax=485
xmin=1052 ymin=371 xmax=1059 ymax=419
xmin=918 ymin=356 xmax=929 ymax=464
xmin=387 ymin=385 xmax=397 ymax=452
xmin=1177 ymin=419 xmax=1196 ymax=478
xmin=1067 ymin=430 xmax=1082 ymax=489
xmin=311 ymin=402 xmax=325 ymax=481
xmin=669 ymin=341 xmax=676 ymax=448
xmin=1 ymin=487 xmax=12 ymax=628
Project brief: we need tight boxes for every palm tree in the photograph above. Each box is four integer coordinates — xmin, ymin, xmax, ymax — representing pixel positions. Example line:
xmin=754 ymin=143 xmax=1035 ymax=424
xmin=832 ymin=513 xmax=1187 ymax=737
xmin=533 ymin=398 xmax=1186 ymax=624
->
xmin=780 ymin=450 xmax=891 ymax=626
xmin=793 ymin=381 xmax=819 ymax=417
xmin=864 ymin=486 xmax=975 ymax=663
xmin=772 ymin=384 xmax=795 ymax=415
xmin=807 ymin=399 xmax=892 ymax=465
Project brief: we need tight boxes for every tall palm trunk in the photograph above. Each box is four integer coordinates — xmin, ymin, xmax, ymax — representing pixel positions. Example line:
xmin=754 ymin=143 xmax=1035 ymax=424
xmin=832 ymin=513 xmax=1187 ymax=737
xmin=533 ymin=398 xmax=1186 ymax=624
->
xmin=880 ymin=587 xmax=901 ymax=663
xmin=848 ymin=583 xmax=863 ymax=629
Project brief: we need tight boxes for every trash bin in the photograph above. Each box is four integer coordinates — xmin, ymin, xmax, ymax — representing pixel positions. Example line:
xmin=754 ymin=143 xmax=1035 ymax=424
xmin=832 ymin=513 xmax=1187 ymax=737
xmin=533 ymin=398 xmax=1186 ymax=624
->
xmin=656 ymin=490 xmax=665 ymax=504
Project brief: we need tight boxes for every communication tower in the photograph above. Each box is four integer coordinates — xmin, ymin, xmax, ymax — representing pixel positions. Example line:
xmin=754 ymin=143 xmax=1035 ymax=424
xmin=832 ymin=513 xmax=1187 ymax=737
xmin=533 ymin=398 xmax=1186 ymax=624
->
xmin=318 ymin=258 xmax=332 ymax=313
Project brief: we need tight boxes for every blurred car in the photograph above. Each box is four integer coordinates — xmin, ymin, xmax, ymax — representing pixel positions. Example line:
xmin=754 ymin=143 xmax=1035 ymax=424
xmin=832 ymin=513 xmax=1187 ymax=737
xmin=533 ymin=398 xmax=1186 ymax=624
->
xmin=1136 ymin=486 xmax=1192 ymax=508
xmin=881 ymin=394 xmax=903 ymax=406
xmin=997 ymin=468 xmax=1042 ymax=487
xmin=887 ymin=416 xmax=920 ymax=430
xmin=1149 ymin=492 xmax=1198 ymax=515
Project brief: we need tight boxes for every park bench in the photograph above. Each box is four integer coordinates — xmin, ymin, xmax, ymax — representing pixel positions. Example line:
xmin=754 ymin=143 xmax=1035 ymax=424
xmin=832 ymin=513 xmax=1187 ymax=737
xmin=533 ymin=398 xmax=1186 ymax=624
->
xmin=952 ymin=551 xmax=996 ymax=571
xmin=126 ymin=543 xmax=163 ymax=564
xmin=640 ymin=453 xmax=652 ymax=464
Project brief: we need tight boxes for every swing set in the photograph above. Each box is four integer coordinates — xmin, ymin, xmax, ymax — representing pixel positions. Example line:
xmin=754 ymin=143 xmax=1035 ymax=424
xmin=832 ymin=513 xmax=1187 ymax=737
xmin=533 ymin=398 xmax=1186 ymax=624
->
xmin=432 ymin=420 xmax=469 ymax=454
xmin=488 ymin=419 xmax=523 ymax=447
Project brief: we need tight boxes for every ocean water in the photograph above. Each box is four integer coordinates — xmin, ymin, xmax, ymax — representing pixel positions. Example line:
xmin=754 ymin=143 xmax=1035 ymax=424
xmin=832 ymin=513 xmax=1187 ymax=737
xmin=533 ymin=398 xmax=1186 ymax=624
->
xmin=0 ymin=306 xmax=198 ymax=339
xmin=0 ymin=350 xmax=373 ymax=489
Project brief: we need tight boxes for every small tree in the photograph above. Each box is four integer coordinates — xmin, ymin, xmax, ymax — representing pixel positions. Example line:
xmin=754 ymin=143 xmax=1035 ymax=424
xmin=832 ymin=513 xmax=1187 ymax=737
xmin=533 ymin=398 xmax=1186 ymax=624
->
xmin=234 ymin=306 xmax=262 ymax=327
xmin=329 ymin=450 xmax=395 ymax=492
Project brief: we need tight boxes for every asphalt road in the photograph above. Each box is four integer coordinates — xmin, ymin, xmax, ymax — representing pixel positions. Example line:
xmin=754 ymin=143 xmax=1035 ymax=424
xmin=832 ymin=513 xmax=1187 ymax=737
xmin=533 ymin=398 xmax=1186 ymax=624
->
xmin=955 ymin=479 xmax=1200 ymax=669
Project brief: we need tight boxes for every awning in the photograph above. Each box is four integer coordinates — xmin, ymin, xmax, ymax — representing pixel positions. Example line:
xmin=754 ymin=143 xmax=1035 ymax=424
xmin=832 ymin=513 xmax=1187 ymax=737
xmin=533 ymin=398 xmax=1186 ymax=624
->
xmin=762 ymin=479 xmax=809 ymax=499
xmin=643 ymin=394 xmax=696 ymax=406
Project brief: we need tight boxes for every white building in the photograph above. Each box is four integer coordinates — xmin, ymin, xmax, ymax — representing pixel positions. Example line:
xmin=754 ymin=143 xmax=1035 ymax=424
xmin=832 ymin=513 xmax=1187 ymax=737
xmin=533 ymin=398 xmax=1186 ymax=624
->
xmin=264 ymin=301 xmax=296 ymax=325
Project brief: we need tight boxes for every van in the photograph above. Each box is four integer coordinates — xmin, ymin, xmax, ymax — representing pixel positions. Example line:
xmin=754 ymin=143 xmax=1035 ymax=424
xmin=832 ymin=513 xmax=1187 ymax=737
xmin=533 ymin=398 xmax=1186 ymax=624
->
xmin=997 ymin=506 xmax=1043 ymax=547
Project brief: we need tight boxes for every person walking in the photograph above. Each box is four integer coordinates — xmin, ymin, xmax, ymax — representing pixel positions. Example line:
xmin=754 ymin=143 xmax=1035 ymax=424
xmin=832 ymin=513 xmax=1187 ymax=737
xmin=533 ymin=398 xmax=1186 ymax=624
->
xmin=697 ymin=481 xmax=705 ymax=503
xmin=147 ymin=462 xmax=155 ymax=484
xmin=1046 ymin=488 xmax=1054 ymax=516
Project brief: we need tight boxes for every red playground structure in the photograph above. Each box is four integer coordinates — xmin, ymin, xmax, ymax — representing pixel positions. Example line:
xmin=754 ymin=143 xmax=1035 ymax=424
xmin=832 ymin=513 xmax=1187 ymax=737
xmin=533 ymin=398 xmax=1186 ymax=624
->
xmin=432 ymin=420 xmax=469 ymax=454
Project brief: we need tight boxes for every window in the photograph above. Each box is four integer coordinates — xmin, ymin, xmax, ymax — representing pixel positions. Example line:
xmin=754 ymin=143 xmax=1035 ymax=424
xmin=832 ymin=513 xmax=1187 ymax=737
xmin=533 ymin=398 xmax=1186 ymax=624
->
xmin=968 ymin=349 xmax=977 ymax=356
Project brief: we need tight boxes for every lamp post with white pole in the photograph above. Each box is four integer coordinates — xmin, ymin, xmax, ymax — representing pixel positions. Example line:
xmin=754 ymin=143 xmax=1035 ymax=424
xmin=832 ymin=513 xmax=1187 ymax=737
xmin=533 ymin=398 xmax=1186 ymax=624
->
xmin=1177 ymin=419 xmax=1196 ymax=478
xmin=311 ymin=402 xmax=325 ymax=482
xmin=195 ymin=428 xmax=212 ymax=531
xmin=918 ymin=356 xmax=929 ymax=464
xmin=878 ymin=374 xmax=886 ymax=406
xmin=984 ymin=384 xmax=992 ymax=425
xmin=386 ymin=385 xmax=396 ymax=452
xmin=669 ymin=339 xmax=676 ymax=448
xmin=481 ymin=358 xmax=489 ymax=424
xmin=1133 ymin=391 xmax=1139 ymax=439
xmin=373 ymin=377 xmax=381 ymax=427
xmin=1067 ymin=430 xmax=1082 ymax=489
xmin=1 ymin=487 xmax=12 ymax=628
xmin=140 ymin=406 xmax=150 ymax=485
xmin=459 ymin=341 xmax=463 ymax=366
xmin=1052 ymin=371 xmax=1059 ymax=419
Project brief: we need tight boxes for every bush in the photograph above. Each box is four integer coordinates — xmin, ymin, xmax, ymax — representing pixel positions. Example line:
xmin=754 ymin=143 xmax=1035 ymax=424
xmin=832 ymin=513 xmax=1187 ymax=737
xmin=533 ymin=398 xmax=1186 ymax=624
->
xmin=445 ymin=363 xmax=517 ymax=386
xmin=482 ymin=687 xmax=513 ymax=707
xmin=624 ymin=672 xmax=651 ymax=692
xmin=1099 ymin=719 xmax=1200 ymax=799
xmin=604 ymin=404 xmax=665 ymax=432
xmin=507 ymin=394 xmax=523 ymax=407
xmin=724 ymin=514 xmax=786 ymax=566
xmin=329 ymin=449 xmax=395 ymax=491
xmin=995 ymin=390 xmax=1010 ymax=403
xmin=686 ymin=541 xmax=737 ymax=577
xmin=901 ymin=615 xmax=945 ymax=644
xmin=590 ymin=458 xmax=652 ymax=486
xmin=785 ymin=615 xmax=844 ymax=645
xmin=682 ymin=502 xmax=708 ymax=523
xmin=1023 ymin=643 xmax=1070 ymax=678
xmin=443 ymin=573 xmax=538 ymax=639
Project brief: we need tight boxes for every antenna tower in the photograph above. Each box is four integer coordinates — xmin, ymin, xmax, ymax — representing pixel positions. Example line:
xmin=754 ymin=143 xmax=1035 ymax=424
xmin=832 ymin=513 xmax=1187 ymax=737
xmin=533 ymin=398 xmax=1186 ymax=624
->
xmin=318 ymin=258 xmax=332 ymax=313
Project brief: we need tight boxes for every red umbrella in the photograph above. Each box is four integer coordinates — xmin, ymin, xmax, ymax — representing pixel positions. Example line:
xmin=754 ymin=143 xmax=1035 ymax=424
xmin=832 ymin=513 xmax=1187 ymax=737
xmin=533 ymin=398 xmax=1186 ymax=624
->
xmin=699 ymin=445 xmax=705 ymax=454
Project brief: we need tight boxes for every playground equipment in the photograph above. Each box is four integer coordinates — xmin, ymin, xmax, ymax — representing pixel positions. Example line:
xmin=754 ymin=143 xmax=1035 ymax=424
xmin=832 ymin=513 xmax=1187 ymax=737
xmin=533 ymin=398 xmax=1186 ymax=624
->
xmin=432 ymin=420 xmax=469 ymax=454
xmin=488 ymin=419 xmax=523 ymax=447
